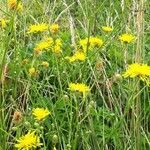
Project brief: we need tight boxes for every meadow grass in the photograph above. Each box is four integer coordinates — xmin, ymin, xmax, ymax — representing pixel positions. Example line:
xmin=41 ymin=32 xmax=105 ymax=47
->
xmin=0 ymin=0 xmax=150 ymax=150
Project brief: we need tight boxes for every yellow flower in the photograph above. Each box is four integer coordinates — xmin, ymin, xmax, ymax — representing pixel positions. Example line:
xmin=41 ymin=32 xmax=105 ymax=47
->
xmin=119 ymin=33 xmax=135 ymax=43
xmin=15 ymin=131 xmax=42 ymax=150
xmin=29 ymin=67 xmax=38 ymax=76
xmin=0 ymin=19 xmax=9 ymax=28
xmin=41 ymin=61 xmax=49 ymax=68
xmin=102 ymin=26 xmax=113 ymax=32
xmin=22 ymin=59 xmax=29 ymax=65
xmin=8 ymin=0 xmax=23 ymax=12
xmin=52 ymin=39 xmax=62 ymax=53
xmin=50 ymin=23 xmax=59 ymax=33
xmin=65 ymin=51 xmax=86 ymax=62
xmin=45 ymin=37 xmax=54 ymax=45
xmin=55 ymin=39 xmax=62 ymax=47
xmin=27 ymin=23 xmax=48 ymax=34
xmin=53 ymin=45 xmax=62 ymax=53
xmin=34 ymin=37 xmax=54 ymax=54
xmin=8 ymin=0 xmax=17 ymax=9
xmin=123 ymin=63 xmax=150 ymax=84
xmin=34 ymin=41 xmax=52 ymax=51
xmin=80 ymin=37 xmax=103 ymax=51
xmin=32 ymin=108 xmax=50 ymax=121
xmin=68 ymin=83 xmax=90 ymax=93
xmin=16 ymin=3 xmax=23 ymax=12
xmin=74 ymin=51 xmax=86 ymax=61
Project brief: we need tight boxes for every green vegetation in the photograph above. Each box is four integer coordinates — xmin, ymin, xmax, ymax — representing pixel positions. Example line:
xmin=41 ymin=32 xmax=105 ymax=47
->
xmin=0 ymin=0 xmax=149 ymax=149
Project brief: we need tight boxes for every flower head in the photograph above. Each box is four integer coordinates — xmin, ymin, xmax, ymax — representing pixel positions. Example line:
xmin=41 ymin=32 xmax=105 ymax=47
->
xmin=34 ymin=37 xmax=53 ymax=55
xmin=32 ymin=108 xmax=50 ymax=121
xmin=27 ymin=23 xmax=48 ymax=34
xmin=0 ymin=19 xmax=9 ymax=28
xmin=65 ymin=51 xmax=86 ymax=62
xmin=50 ymin=23 xmax=59 ymax=33
xmin=15 ymin=131 xmax=42 ymax=150
xmin=68 ymin=83 xmax=90 ymax=93
xmin=123 ymin=63 xmax=150 ymax=84
xmin=29 ymin=67 xmax=39 ymax=76
xmin=102 ymin=26 xmax=113 ymax=32
xmin=52 ymin=39 xmax=62 ymax=54
xmin=22 ymin=59 xmax=29 ymax=65
xmin=34 ymin=40 xmax=53 ymax=51
xmin=8 ymin=0 xmax=23 ymax=12
xmin=41 ymin=61 xmax=49 ymax=68
xmin=119 ymin=33 xmax=135 ymax=43
xmin=80 ymin=37 xmax=103 ymax=51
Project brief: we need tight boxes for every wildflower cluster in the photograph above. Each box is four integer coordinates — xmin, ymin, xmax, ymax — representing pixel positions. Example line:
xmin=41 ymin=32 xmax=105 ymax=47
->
xmin=14 ymin=107 xmax=50 ymax=149
xmin=1 ymin=0 xmax=146 ymax=149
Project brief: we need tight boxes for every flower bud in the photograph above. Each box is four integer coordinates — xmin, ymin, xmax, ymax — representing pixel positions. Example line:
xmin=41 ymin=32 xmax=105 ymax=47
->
xmin=66 ymin=144 xmax=71 ymax=150
xmin=52 ymin=134 xmax=58 ymax=144
xmin=113 ymin=73 xmax=122 ymax=81
xmin=12 ymin=126 xmax=18 ymax=131
xmin=24 ymin=121 xmax=30 ymax=127
xmin=34 ymin=122 xmax=40 ymax=128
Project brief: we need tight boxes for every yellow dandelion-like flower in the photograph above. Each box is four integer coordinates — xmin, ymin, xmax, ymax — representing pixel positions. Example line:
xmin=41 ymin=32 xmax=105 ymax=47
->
xmin=34 ymin=41 xmax=52 ymax=52
xmin=8 ymin=0 xmax=23 ymax=12
xmin=80 ymin=37 xmax=103 ymax=51
xmin=119 ymin=33 xmax=135 ymax=43
xmin=52 ymin=39 xmax=62 ymax=54
xmin=41 ymin=61 xmax=49 ymax=68
xmin=22 ymin=59 xmax=29 ymax=65
xmin=65 ymin=51 xmax=86 ymax=62
xmin=52 ymin=45 xmax=62 ymax=53
xmin=16 ymin=3 xmax=23 ymax=12
xmin=65 ymin=56 xmax=76 ymax=62
xmin=55 ymin=39 xmax=62 ymax=47
xmin=123 ymin=63 xmax=150 ymax=84
xmin=68 ymin=83 xmax=90 ymax=93
xmin=50 ymin=23 xmax=59 ymax=33
xmin=29 ymin=67 xmax=36 ymax=76
xmin=89 ymin=37 xmax=103 ymax=47
xmin=32 ymin=108 xmax=50 ymax=121
xmin=8 ymin=0 xmax=17 ymax=9
xmin=15 ymin=131 xmax=42 ymax=150
xmin=34 ymin=37 xmax=54 ymax=53
xmin=74 ymin=51 xmax=86 ymax=61
xmin=29 ymin=67 xmax=39 ymax=76
xmin=0 ymin=19 xmax=9 ymax=28
xmin=45 ymin=37 xmax=54 ymax=45
xmin=27 ymin=23 xmax=48 ymax=34
xmin=102 ymin=26 xmax=113 ymax=32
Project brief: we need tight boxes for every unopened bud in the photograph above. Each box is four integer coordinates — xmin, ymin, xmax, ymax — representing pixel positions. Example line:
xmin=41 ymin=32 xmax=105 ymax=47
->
xmin=24 ymin=121 xmax=30 ymax=127
xmin=114 ymin=73 xmax=122 ymax=81
xmin=52 ymin=135 xmax=58 ymax=144
xmin=12 ymin=127 xmax=18 ymax=131
xmin=34 ymin=122 xmax=40 ymax=128
xmin=66 ymin=144 xmax=71 ymax=150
